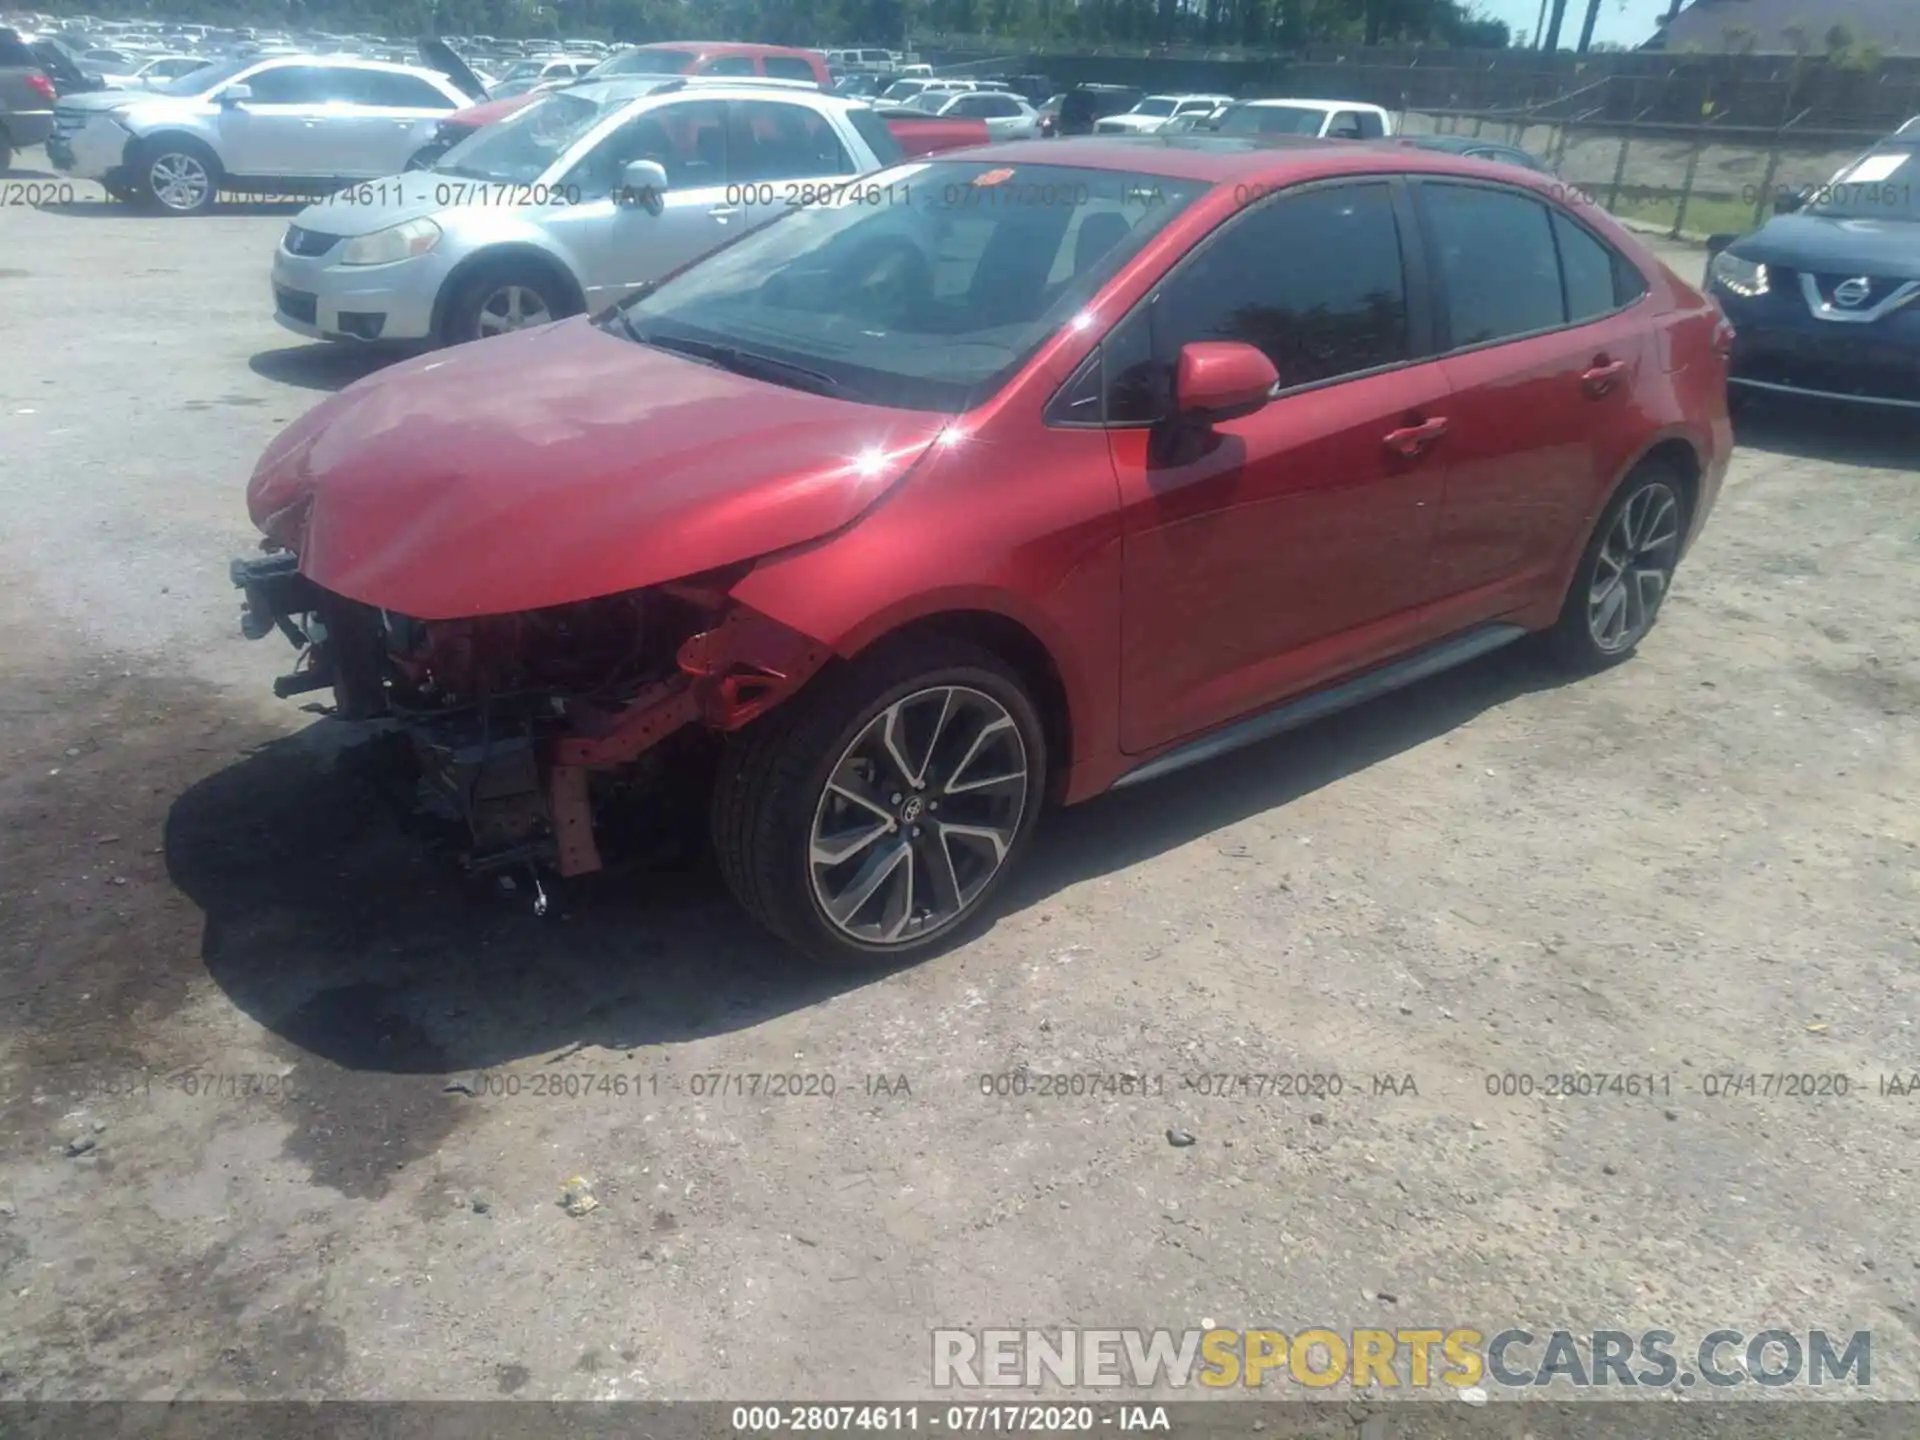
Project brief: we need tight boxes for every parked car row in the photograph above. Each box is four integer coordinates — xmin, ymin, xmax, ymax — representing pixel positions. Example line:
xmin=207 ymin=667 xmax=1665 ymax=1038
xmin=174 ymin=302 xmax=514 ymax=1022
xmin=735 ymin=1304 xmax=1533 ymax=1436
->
xmin=270 ymin=80 xmax=910 ymax=346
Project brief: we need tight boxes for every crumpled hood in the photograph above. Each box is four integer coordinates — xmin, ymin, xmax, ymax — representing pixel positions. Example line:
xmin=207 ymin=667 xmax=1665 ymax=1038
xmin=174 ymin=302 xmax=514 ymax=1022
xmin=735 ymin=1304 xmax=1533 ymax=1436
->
xmin=248 ymin=319 xmax=946 ymax=620
xmin=1731 ymin=214 xmax=1920 ymax=280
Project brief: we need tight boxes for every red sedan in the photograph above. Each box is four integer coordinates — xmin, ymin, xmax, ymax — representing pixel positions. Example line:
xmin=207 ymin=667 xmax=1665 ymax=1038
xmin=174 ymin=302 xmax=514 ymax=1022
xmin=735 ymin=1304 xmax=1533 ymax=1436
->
xmin=234 ymin=137 xmax=1733 ymax=967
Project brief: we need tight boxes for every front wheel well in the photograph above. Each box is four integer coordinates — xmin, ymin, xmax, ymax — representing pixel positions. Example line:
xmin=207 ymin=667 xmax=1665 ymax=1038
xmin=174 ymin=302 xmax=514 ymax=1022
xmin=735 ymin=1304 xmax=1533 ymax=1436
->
xmin=432 ymin=246 xmax=586 ymax=342
xmin=131 ymin=130 xmax=224 ymax=179
xmin=839 ymin=611 xmax=1074 ymax=802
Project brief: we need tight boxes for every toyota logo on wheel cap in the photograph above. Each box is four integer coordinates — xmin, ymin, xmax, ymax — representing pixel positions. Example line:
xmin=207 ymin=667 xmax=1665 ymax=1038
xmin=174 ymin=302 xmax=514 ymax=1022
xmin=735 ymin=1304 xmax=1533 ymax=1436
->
xmin=1833 ymin=277 xmax=1872 ymax=308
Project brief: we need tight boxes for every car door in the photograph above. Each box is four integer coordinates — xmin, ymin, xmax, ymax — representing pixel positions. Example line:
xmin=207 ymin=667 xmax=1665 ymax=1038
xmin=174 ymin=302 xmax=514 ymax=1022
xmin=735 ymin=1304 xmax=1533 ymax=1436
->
xmin=560 ymin=98 xmax=737 ymax=305
xmin=726 ymin=98 xmax=860 ymax=229
xmin=977 ymin=95 xmax=1028 ymax=140
xmin=1412 ymin=180 xmax=1653 ymax=600
xmin=325 ymin=68 xmax=460 ymax=177
xmin=1109 ymin=178 xmax=1454 ymax=755
xmin=215 ymin=62 xmax=335 ymax=176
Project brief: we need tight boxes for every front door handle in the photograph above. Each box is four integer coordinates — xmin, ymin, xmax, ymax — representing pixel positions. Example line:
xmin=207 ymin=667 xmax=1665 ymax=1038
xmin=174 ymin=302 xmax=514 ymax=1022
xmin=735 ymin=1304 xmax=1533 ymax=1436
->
xmin=708 ymin=204 xmax=742 ymax=222
xmin=1383 ymin=416 xmax=1449 ymax=458
xmin=1582 ymin=357 xmax=1627 ymax=395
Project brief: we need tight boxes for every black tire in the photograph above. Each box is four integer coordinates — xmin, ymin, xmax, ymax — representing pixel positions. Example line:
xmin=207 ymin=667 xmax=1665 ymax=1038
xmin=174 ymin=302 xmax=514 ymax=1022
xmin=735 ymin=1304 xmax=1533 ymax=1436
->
xmin=440 ymin=262 xmax=573 ymax=345
xmin=132 ymin=136 xmax=220 ymax=216
xmin=1543 ymin=461 xmax=1689 ymax=671
xmin=711 ymin=636 xmax=1048 ymax=968
xmin=0 ymin=134 xmax=14 ymax=175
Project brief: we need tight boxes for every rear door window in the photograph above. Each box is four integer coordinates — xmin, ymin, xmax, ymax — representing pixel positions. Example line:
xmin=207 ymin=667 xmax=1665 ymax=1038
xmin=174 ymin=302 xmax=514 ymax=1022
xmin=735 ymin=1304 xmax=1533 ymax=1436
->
xmin=338 ymin=69 xmax=456 ymax=109
xmin=243 ymin=65 xmax=336 ymax=103
xmin=763 ymin=55 xmax=818 ymax=82
xmin=1553 ymin=210 xmax=1628 ymax=322
xmin=727 ymin=99 xmax=855 ymax=181
xmin=1419 ymin=181 xmax=1564 ymax=347
xmin=845 ymin=107 xmax=904 ymax=165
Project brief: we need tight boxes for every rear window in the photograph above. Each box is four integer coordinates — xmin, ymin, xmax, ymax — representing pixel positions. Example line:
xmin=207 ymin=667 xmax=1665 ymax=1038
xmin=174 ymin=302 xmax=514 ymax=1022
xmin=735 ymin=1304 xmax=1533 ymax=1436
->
xmin=763 ymin=55 xmax=818 ymax=83
xmin=596 ymin=47 xmax=695 ymax=76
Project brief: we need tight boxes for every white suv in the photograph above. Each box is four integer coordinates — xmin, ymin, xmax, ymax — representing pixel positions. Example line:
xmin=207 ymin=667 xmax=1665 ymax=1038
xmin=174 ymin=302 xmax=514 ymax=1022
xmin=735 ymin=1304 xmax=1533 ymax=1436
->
xmin=46 ymin=50 xmax=483 ymax=213
xmin=1093 ymin=93 xmax=1234 ymax=135
xmin=1213 ymin=98 xmax=1395 ymax=141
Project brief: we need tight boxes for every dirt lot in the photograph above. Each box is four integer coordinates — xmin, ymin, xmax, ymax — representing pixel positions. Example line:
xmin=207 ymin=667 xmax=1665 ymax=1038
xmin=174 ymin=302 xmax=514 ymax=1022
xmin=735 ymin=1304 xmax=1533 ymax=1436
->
xmin=1 ymin=161 xmax=1918 ymax=1406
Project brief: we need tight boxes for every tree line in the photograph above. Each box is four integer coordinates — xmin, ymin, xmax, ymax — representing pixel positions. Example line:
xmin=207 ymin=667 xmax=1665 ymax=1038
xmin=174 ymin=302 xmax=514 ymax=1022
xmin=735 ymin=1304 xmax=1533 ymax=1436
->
xmin=34 ymin=0 xmax=1512 ymax=50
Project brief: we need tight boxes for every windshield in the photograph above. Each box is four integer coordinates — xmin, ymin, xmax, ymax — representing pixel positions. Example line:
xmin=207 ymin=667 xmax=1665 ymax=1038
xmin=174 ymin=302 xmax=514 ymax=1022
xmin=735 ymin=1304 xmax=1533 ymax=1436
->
xmin=1218 ymin=104 xmax=1326 ymax=136
xmin=433 ymin=89 xmax=617 ymax=182
xmin=603 ymin=160 xmax=1207 ymax=412
xmin=590 ymin=47 xmax=695 ymax=77
xmin=151 ymin=55 xmax=248 ymax=95
xmin=502 ymin=59 xmax=547 ymax=79
xmin=1806 ymin=147 xmax=1920 ymax=220
xmin=1132 ymin=99 xmax=1176 ymax=117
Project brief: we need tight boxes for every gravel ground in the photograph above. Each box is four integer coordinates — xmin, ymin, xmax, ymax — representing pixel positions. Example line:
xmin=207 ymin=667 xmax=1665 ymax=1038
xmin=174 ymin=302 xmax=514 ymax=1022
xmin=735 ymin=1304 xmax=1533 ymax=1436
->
xmin=1 ymin=161 xmax=1918 ymax=1406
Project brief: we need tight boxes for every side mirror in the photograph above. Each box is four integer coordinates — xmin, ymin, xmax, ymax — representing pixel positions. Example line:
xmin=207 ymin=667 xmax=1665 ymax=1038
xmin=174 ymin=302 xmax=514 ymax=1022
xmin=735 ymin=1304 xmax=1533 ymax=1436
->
xmin=1175 ymin=341 xmax=1278 ymax=423
xmin=218 ymin=81 xmax=252 ymax=106
xmin=1773 ymin=188 xmax=1806 ymax=215
xmin=619 ymin=159 xmax=669 ymax=214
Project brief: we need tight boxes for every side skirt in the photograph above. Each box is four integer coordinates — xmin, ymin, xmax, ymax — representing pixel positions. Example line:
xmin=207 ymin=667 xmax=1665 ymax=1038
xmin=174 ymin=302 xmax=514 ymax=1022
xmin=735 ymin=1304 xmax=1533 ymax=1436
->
xmin=1109 ymin=622 xmax=1529 ymax=791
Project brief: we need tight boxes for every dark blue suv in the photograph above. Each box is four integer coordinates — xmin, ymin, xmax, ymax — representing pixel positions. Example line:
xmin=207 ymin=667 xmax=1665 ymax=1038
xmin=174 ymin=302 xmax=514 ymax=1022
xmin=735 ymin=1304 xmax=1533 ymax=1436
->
xmin=1707 ymin=137 xmax=1920 ymax=411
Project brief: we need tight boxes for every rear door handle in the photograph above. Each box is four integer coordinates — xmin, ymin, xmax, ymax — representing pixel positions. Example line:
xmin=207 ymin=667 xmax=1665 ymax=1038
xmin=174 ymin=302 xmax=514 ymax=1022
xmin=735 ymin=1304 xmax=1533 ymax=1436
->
xmin=1582 ymin=358 xmax=1628 ymax=395
xmin=1383 ymin=416 xmax=1449 ymax=458
xmin=708 ymin=204 xmax=742 ymax=221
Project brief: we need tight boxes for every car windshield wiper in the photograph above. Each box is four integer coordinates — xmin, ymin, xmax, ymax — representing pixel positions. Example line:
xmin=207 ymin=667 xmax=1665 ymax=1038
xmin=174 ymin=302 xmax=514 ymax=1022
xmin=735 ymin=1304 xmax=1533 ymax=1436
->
xmin=640 ymin=332 xmax=845 ymax=398
xmin=433 ymin=164 xmax=514 ymax=182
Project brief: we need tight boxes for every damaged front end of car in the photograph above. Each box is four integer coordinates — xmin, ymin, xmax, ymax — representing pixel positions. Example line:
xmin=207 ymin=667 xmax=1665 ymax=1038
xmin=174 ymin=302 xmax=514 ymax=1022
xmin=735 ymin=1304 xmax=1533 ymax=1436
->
xmin=230 ymin=550 xmax=829 ymax=883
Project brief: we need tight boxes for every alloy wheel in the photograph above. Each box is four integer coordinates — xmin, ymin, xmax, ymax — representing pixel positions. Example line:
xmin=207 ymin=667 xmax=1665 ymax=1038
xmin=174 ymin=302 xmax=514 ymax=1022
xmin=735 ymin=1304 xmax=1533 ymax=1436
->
xmin=808 ymin=685 xmax=1029 ymax=947
xmin=149 ymin=152 xmax=211 ymax=212
xmin=475 ymin=284 xmax=552 ymax=338
xmin=1587 ymin=481 xmax=1681 ymax=654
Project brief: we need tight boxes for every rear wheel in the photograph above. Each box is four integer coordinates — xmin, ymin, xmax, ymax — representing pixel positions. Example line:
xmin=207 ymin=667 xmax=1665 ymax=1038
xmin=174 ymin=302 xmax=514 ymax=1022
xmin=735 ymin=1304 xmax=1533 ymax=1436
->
xmin=1545 ymin=462 xmax=1687 ymax=669
xmin=711 ymin=638 xmax=1047 ymax=968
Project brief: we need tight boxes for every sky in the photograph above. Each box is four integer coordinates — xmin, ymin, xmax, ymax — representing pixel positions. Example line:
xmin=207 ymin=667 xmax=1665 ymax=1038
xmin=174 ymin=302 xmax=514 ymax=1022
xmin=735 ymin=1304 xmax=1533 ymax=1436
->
xmin=1478 ymin=0 xmax=1674 ymax=49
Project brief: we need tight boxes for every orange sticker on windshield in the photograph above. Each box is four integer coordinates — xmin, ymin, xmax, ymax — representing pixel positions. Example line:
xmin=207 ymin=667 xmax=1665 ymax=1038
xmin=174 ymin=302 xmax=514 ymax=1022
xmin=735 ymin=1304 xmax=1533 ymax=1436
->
xmin=971 ymin=167 xmax=1017 ymax=187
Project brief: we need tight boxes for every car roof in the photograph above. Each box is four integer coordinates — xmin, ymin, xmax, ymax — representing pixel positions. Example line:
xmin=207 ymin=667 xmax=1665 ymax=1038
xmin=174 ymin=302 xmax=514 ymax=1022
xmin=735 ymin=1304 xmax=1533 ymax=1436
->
xmin=628 ymin=39 xmax=818 ymax=57
xmin=1235 ymin=97 xmax=1383 ymax=112
xmin=951 ymin=134 xmax=1566 ymax=188
xmin=591 ymin=81 xmax=859 ymax=115
xmin=250 ymin=52 xmax=448 ymax=78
